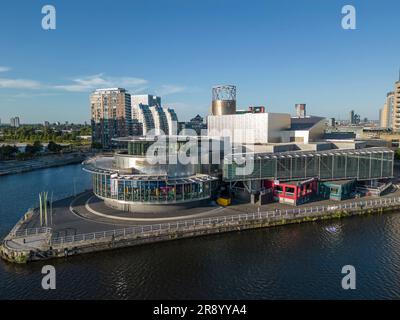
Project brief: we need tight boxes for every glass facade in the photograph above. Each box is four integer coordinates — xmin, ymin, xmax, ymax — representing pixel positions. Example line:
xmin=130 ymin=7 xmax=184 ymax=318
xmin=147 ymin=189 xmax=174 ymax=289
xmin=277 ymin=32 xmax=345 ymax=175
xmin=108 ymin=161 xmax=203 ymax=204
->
xmin=91 ymin=172 xmax=214 ymax=204
xmin=223 ymin=148 xmax=394 ymax=182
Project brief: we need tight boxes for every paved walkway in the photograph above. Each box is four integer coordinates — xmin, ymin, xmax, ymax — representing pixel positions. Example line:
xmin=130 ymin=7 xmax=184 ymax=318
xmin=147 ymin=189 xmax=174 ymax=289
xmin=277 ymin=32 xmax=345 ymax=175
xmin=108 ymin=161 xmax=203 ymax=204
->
xmin=5 ymin=234 xmax=49 ymax=252
xmin=13 ymin=186 xmax=400 ymax=239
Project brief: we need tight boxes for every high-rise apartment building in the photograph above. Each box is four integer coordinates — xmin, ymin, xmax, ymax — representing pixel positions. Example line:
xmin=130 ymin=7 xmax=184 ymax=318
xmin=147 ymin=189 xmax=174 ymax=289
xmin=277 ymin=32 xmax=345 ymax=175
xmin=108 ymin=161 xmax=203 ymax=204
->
xmin=90 ymin=88 xmax=132 ymax=148
xmin=131 ymin=94 xmax=178 ymax=136
xmin=150 ymin=106 xmax=169 ymax=135
xmin=131 ymin=94 xmax=161 ymax=108
xmin=132 ymin=104 xmax=155 ymax=135
xmin=165 ymin=108 xmax=179 ymax=135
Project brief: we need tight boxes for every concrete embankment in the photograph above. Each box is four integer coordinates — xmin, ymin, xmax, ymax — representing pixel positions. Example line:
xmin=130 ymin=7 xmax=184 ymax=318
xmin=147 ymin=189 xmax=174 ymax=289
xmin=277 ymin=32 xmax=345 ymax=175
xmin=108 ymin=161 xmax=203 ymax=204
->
xmin=2 ymin=197 xmax=399 ymax=264
xmin=0 ymin=153 xmax=89 ymax=176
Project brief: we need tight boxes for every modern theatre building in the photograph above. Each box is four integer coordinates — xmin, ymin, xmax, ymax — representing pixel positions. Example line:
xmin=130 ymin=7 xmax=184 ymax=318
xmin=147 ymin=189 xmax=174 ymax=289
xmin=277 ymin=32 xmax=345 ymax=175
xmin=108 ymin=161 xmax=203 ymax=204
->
xmin=83 ymin=136 xmax=219 ymax=211
xmin=85 ymin=85 xmax=395 ymax=211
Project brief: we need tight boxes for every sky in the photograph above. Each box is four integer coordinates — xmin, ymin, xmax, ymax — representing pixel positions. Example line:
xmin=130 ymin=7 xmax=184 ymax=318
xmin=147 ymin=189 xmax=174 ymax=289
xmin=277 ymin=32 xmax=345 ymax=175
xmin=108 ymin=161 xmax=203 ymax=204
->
xmin=0 ymin=0 xmax=399 ymax=124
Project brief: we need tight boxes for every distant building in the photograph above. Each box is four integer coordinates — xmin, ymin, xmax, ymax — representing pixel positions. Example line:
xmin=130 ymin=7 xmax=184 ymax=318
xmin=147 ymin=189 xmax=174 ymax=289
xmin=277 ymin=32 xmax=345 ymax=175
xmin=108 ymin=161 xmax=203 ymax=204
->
xmin=10 ymin=116 xmax=20 ymax=128
xmin=349 ymin=110 xmax=360 ymax=125
xmin=183 ymin=114 xmax=207 ymax=135
xmin=44 ymin=121 xmax=50 ymax=127
xmin=248 ymin=106 xmax=266 ymax=113
xmin=90 ymin=88 xmax=132 ymax=148
xmin=295 ymin=104 xmax=306 ymax=118
xmin=380 ymin=92 xmax=394 ymax=128
xmin=328 ymin=118 xmax=336 ymax=127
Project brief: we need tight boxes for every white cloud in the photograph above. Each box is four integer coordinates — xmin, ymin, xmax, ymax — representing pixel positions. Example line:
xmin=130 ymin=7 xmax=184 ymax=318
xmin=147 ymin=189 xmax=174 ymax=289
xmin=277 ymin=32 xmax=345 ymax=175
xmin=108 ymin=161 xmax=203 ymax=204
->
xmin=0 ymin=78 xmax=42 ymax=89
xmin=55 ymin=74 xmax=149 ymax=92
xmin=0 ymin=70 xmax=188 ymax=101
xmin=0 ymin=66 xmax=11 ymax=72
xmin=156 ymin=84 xmax=186 ymax=96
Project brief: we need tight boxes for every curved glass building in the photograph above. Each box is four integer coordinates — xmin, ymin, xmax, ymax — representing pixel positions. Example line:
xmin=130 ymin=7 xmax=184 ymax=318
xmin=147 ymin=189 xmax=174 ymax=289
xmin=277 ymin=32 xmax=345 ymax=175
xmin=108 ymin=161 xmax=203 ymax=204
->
xmin=83 ymin=136 xmax=218 ymax=211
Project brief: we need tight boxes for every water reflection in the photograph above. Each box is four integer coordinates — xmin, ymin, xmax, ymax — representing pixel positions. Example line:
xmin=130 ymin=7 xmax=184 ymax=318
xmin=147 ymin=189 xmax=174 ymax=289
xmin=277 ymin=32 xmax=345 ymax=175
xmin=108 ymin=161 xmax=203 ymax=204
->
xmin=1 ymin=165 xmax=400 ymax=299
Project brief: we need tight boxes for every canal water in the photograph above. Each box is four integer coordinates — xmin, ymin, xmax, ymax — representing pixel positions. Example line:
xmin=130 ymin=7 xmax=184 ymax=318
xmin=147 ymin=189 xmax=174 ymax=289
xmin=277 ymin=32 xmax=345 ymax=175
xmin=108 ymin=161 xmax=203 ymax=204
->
xmin=1 ymin=164 xmax=400 ymax=299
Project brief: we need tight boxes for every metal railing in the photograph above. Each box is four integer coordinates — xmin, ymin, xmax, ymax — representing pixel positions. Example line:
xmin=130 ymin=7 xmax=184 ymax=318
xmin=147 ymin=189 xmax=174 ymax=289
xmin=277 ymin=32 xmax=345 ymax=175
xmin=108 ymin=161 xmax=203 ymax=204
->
xmin=12 ymin=227 xmax=52 ymax=238
xmin=50 ymin=195 xmax=400 ymax=246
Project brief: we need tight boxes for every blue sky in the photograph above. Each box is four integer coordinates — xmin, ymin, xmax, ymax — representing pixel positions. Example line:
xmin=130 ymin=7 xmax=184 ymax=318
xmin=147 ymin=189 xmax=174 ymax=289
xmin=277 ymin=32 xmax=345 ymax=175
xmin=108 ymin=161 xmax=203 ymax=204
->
xmin=0 ymin=0 xmax=399 ymax=123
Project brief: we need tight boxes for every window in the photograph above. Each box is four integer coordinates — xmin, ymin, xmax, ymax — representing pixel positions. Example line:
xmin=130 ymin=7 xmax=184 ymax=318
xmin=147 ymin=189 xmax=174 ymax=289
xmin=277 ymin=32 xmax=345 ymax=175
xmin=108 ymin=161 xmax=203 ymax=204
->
xmin=285 ymin=186 xmax=295 ymax=195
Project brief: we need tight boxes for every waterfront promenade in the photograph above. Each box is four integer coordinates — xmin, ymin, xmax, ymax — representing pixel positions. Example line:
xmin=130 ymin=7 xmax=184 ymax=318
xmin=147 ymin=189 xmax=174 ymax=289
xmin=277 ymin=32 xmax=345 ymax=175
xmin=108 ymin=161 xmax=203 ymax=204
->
xmin=2 ymin=186 xmax=400 ymax=263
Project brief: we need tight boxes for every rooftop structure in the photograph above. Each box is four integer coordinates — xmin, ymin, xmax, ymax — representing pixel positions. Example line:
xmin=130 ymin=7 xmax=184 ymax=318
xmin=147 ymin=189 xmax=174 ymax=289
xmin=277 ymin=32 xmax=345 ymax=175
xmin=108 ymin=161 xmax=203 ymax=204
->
xmin=224 ymin=147 xmax=393 ymax=182
xmin=207 ymin=112 xmax=291 ymax=144
xmin=295 ymin=104 xmax=306 ymax=118
xmin=211 ymin=85 xmax=236 ymax=116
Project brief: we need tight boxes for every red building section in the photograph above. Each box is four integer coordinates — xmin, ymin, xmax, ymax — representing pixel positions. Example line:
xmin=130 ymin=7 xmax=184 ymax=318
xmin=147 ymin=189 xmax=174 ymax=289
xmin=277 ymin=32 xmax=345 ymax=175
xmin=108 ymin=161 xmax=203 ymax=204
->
xmin=264 ymin=178 xmax=318 ymax=206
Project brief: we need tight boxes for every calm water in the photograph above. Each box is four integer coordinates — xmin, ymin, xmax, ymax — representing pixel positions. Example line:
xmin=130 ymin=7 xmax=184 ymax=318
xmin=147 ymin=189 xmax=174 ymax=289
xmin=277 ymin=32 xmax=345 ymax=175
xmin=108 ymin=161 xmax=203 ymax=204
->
xmin=1 ymin=164 xmax=400 ymax=299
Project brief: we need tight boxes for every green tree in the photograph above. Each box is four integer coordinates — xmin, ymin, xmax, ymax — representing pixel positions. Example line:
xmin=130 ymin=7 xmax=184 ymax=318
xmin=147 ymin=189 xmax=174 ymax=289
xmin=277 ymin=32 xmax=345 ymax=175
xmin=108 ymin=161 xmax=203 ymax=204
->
xmin=47 ymin=141 xmax=63 ymax=153
xmin=395 ymin=149 xmax=400 ymax=160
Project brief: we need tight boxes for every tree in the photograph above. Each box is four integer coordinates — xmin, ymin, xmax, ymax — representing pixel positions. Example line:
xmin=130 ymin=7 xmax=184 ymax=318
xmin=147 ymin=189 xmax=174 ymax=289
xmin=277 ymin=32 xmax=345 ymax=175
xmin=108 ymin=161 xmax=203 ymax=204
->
xmin=395 ymin=149 xmax=400 ymax=160
xmin=91 ymin=142 xmax=103 ymax=149
xmin=25 ymin=141 xmax=42 ymax=155
xmin=47 ymin=141 xmax=63 ymax=153
xmin=0 ymin=145 xmax=18 ymax=160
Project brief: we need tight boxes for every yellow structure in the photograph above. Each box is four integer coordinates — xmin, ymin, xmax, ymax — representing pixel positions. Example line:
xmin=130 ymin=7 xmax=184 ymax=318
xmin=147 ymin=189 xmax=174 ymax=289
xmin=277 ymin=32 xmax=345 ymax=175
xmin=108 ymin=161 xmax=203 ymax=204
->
xmin=380 ymin=96 xmax=391 ymax=128
xmin=217 ymin=197 xmax=231 ymax=206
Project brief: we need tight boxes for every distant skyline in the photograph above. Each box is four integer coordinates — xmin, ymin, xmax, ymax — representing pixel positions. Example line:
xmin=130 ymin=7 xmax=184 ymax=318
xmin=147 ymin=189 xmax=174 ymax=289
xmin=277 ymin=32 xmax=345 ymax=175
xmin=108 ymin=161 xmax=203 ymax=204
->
xmin=0 ymin=0 xmax=399 ymax=123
